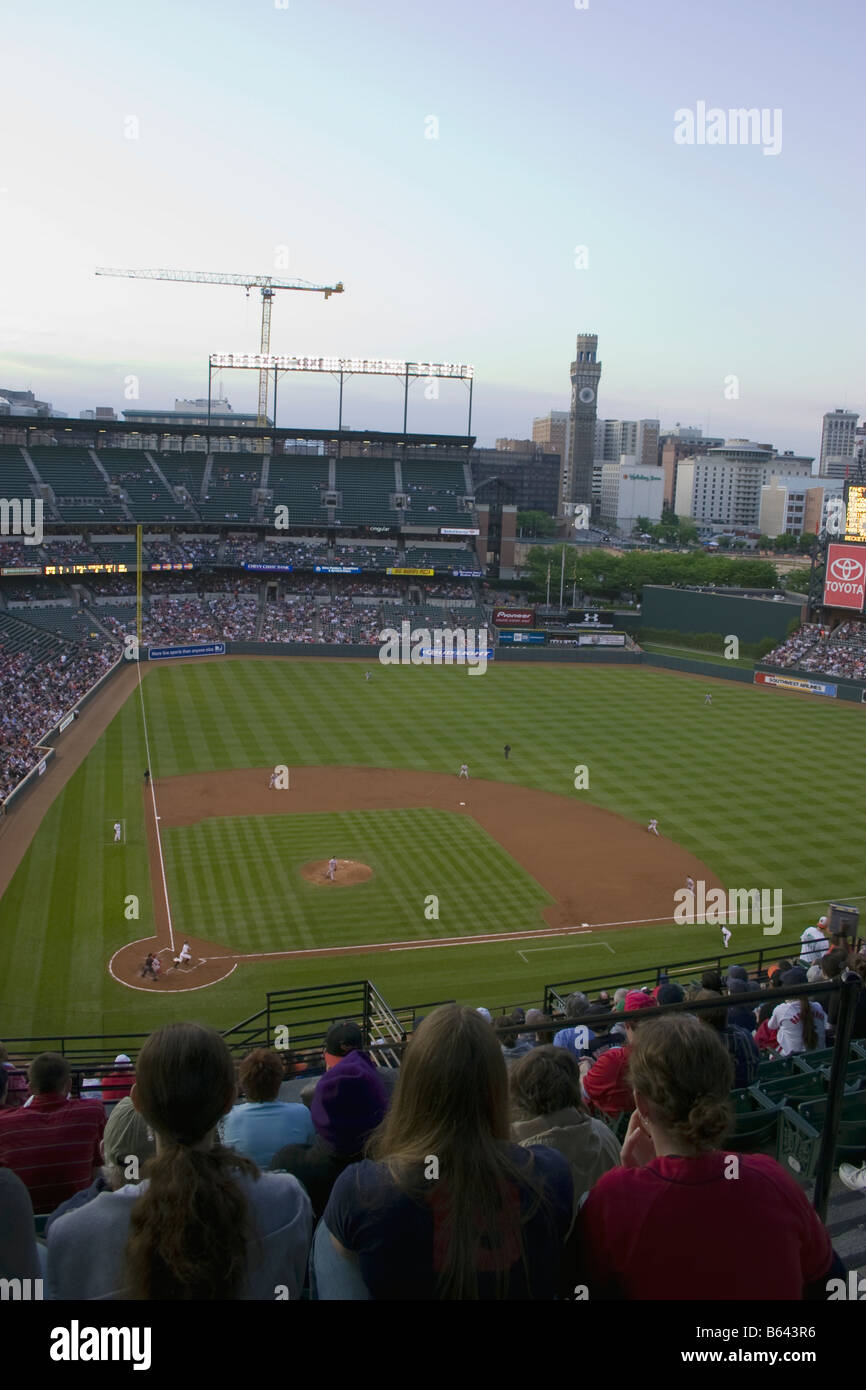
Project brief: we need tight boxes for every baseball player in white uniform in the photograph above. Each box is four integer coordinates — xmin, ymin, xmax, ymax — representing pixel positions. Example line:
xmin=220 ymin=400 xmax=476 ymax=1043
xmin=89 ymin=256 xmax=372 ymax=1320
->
xmin=721 ymin=924 xmax=732 ymax=949
xmin=268 ymin=771 xmax=277 ymax=789
xmin=459 ymin=764 xmax=470 ymax=779
xmin=172 ymin=942 xmax=192 ymax=969
xmin=684 ymin=876 xmax=695 ymax=893
xmin=704 ymin=692 xmax=712 ymax=705
xmin=647 ymin=818 xmax=659 ymax=836
xmin=327 ymin=856 xmax=338 ymax=881
xmin=113 ymin=821 xmax=122 ymax=843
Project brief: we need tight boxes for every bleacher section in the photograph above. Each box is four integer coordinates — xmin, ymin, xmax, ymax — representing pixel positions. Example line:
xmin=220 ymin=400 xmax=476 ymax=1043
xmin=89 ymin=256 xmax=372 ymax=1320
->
xmin=0 ymin=445 xmax=39 ymax=495
xmin=152 ymin=452 xmax=209 ymax=506
xmin=0 ymin=610 xmax=64 ymax=664
xmin=11 ymin=604 xmax=105 ymax=646
xmin=404 ymin=545 xmax=477 ymax=573
xmin=27 ymin=446 xmax=129 ymax=523
xmin=267 ymin=457 xmax=330 ymax=524
xmin=97 ymin=449 xmax=190 ymax=522
xmin=199 ymin=456 xmax=261 ymax=523
xmin=334 ymin=458 xmax=397 ymax=525
xmin=401 ymin=458 xmax=468 ymax=525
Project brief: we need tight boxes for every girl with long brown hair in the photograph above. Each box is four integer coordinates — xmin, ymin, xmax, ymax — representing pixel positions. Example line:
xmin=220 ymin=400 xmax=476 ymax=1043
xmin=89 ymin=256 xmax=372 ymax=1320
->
xmin=46 ymin=1023 xmax=312 ymax=1300
xmin=315 ymin=1004 xmax=575 ymax=1300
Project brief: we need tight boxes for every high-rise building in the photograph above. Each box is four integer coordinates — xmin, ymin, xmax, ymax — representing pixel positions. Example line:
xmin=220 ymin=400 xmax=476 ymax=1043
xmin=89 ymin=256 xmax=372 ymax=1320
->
xmin=470 ymin=446 xmax=560 ymax=515
xmin=659 ymin=427 xmax=725 ymax=509
xmin=758 ymin=476 xmax=842 ymax=539
xmin=675 ymin=440 xmax=814 ymax=528
xmin=565 ymin=333 xmax=602 ymax=509
xmin=495 ymin=438 xmax=535 ymax=452
xmin=532 ymin=410 xmax=569 ymax=463
xmin=819 ymin=410 xmax=858 ymax=472
xmin=599 ymin=458 xmax=665 ymax=533
xmin=595 ymin=419 xmax=659 ymax=469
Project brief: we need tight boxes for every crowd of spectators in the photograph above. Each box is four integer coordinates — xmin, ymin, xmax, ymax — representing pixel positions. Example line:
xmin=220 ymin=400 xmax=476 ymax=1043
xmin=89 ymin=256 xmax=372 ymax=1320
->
xmin=763 ymin=620 xmax=866 ymax=681
xmin=2 ymin=967 xmax=862 ymax=1299
xmin=144 ymin=596 xmax=259 ymax=644
xmin=0 ymin=640 xmax=119 ymax=801
xmin=0 ymin=541 xmax=43 ymax=566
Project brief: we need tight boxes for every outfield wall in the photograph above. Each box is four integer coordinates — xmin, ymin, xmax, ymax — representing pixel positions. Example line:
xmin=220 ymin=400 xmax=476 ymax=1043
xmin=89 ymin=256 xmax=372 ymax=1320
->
xmin=641 ymin=586 xmax=805 ymax=641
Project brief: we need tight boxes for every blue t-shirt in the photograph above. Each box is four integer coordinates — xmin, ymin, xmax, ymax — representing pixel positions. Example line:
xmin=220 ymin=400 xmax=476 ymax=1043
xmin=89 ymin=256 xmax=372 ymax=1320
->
xmin=553 ymin=1024 xmax=596 ymax=1056
xmin=222 ymin=1101 xmax=315 ymax=1169
xmin=322 ymin=1144 xmax=574 ymax=1300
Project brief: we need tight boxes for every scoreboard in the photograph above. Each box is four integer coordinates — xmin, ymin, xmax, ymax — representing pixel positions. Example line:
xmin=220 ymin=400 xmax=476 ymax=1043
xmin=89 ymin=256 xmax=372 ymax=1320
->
xmin=844 ymin=484 xmax=866 ymax=542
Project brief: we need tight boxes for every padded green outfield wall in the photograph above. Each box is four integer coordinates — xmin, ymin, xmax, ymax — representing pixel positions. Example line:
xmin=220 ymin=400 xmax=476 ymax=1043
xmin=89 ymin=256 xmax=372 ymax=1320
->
xmin=641 ymin=586 xmax=805 ymax=642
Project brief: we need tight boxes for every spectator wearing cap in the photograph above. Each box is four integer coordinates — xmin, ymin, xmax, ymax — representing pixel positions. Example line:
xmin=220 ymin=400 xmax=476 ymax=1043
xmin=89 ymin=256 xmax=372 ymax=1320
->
xmin=222 ymin=1049 xmax=315 ymax=1170
xmin=656 ymin=983 xmax=685 ymax=1008
xmin=510 ymin=1047 xmax=621 ymax=1213
xmin=44 ymin=1095 xmax=157 ymax=1234
xmin=552 ymin=993 xmax=597 ymax=1060
xmin=694 ymin=989 xmax=759 ymax=1088
xmin=0 ymin=1053 xmax=105 ymax=1215
xmin=271 ymin=1050 xmax=388 ymax=1221
xmin=101 ymin=1055 xmax=136 ymax=1104
xmin=768 ymin=971 xmax=828 ymax=1057
xmin=725 ymin=980 xmax=758 ymax=1034
xmin=580 ymin=992 xmax=656 ymax=1117
xmin=321 ymin=1020 xmax=399 ymax=1099
xmin=799 ymin=918 xmax=830 ymax=968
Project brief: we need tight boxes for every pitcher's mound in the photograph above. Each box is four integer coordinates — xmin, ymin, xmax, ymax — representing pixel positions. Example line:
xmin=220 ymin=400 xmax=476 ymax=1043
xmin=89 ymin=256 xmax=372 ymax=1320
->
xmin=300 ymin=859 xmax=373 ymax=886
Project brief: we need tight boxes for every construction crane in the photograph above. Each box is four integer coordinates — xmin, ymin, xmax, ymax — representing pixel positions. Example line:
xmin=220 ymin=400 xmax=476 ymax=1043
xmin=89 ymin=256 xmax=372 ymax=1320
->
xmin=95 ymin=266 xmax=344 ymax=426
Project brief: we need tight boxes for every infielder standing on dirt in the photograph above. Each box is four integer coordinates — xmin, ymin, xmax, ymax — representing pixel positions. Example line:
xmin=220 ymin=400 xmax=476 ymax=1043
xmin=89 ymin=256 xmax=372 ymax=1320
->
xmin=647 ymin=818 xmax=659 ymax=836
xmin=459 ymin=764 xmax=470 ymax=779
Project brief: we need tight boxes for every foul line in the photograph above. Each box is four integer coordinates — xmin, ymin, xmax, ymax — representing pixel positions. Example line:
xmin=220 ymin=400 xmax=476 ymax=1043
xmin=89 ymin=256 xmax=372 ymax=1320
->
xmin=136 ymin=659 xmax=175 ymax=953
xmin=581 ymin=893 xmax=866 ymax=931
xmin=518 ymin=941 xmax=616 ymax=963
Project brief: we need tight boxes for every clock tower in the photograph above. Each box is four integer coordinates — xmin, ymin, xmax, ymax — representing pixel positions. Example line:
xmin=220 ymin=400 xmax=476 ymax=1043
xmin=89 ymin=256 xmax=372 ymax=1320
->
xmin=565 ymin=333 xmax=602 ymax=509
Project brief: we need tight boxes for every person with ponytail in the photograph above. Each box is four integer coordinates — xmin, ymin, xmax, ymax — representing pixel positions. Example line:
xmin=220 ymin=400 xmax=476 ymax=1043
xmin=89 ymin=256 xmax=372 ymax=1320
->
xmin=576 ymin=1014 xmax=844 ymax=1300
xmin=315 ymin=1004 xmax=576 ymax=1300
xmin=768 ymin=969 xmax=828 ymax=1056
xmin=46 ymin=1023 xmax=312 ymax=1300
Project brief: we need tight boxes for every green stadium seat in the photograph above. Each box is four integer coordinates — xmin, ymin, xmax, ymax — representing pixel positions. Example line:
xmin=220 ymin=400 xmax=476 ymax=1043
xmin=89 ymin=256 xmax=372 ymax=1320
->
xmin=724 ymin=1087 xmax=782 ymax=1152
xmin=792 ymin=1047 xmax=838 ymax=1074
xmin=853 ymin=1041 xmax=866 ymax=1061
xmin=756 ymin=1056 xmax=799 ymax=1083
xmin=749 ymin=1071 xmax=827 ymax=1109
xmin=777 ymin=1090 xmax=866 ymax=1180
xmin=820 ymin=1059 xmax=866 ymax=1087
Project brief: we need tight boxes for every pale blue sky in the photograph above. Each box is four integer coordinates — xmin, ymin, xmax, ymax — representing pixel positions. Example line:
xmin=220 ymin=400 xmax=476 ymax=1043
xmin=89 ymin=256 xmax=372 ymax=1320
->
xmin=1 ymin=0 xmax=863 ymax=455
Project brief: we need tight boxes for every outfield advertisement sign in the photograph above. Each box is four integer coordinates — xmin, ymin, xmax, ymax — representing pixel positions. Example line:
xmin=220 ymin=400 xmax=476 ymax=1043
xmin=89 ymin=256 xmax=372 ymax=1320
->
xmin=493 ymin=608 xmax=535 ymax=627
xmin=314 ymin=565 xmax=362 ymax=574
xmin=755 ymin=671 xmax=837 ymax=697
xmin=452 ymin=568 xmax=483 ymax=578
xmin=497 ymin=630 xmax=547 ymax=645
xmin=822 ymin=543 xmax=866 ymax=611
xmin=387 ymin=567 xmax=435 ymax=576
xmin=1 ymin=566 xmax=42 ymax=576
xmin=244 ymin=562 xmax=294 ymax=573
xmin=148 ymin=642 xmax=227 ymax=660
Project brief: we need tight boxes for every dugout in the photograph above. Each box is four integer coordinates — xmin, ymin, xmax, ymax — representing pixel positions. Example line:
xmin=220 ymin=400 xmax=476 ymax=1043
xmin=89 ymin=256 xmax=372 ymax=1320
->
xmin=641 ymin=585 xmax=805 ymax=644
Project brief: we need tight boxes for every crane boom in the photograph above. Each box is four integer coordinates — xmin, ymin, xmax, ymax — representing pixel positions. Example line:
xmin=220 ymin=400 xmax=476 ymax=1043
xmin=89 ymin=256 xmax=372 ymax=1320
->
xmin=95 ymin=266 xmax=345 ymax=425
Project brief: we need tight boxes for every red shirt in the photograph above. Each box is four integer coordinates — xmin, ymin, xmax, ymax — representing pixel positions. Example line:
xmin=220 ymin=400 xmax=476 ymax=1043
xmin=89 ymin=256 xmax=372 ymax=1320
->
xmin=582 ymin=1045 xmax=633 ymax=1116
xmin=577 ymin=1152 xmax=833 ymax=1300
xmin=0 ymin=1094 xmax=105 ymax=1215
xmin=101 ymin=1070 xmax=135 ymax=1102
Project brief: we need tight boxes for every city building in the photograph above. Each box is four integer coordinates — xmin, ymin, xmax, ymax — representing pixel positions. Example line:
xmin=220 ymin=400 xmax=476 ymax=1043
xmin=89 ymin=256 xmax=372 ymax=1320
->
xmin=532 ymin=410 xmax=570 ymax=464
xmin=599 ymin=458 xmax=664 ymax=533
xmin=674 ymin=440 xmax=814 ymax=528
xmin=495 ymin=437 xmax=534 ymax=452
xmin=819 ymin=409 xmax=858 ymax=471
xmin=758 ymin=475 xmax=842 ymax=538
xmin=470 ymin=446 xmax=560 ymax=515
xmin=0 ymin=387 xmax=53 ymax=416
xmin=659 ymin=426 xmax=725 ymax=509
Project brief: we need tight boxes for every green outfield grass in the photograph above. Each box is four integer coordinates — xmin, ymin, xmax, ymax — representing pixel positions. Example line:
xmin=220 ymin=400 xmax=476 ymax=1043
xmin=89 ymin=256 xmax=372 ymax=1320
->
xmin=1 ymin=658 xmax=864 ymax=1041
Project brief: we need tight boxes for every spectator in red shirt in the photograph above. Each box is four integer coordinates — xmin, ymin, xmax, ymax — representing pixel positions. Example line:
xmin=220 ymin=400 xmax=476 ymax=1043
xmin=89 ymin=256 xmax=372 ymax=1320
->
xmin=577 ymin=1014 xmax=844 ymax=1299
xmin=101 ymin=1054 xmax=136 ymax=1104
xmin=754 ymin=1001 xmax=780 ymax=1054
xmin=0 ymin=1053 xmax=105 ymax=1215
xmin=580 ymin=991 xmax=656 ymax=1117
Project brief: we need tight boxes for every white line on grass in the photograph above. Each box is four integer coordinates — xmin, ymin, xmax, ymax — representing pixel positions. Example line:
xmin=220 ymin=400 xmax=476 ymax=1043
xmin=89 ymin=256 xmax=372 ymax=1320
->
xmin=585 ymin=893 xmax=866 ymax=931
xmin=517 ymin=941 xmax=616 ymax=963
xmin=136 ymin=659 xmax=175 ymax=952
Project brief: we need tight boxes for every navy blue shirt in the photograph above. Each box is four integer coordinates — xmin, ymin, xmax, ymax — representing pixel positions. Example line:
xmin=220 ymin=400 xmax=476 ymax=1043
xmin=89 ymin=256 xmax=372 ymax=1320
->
xmin=324 ymin=1144 xmax=574 ymax=1300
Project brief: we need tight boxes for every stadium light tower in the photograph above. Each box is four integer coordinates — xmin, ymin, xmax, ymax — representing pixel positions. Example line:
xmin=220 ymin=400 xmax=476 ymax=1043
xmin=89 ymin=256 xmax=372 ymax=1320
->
xmin=95 ymin=266 xmax=345 ymax=426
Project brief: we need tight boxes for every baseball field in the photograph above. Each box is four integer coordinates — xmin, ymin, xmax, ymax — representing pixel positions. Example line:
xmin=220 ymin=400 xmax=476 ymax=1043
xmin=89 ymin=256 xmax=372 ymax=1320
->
xmin=1 ymin=656 xmax=864 ymax=1040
